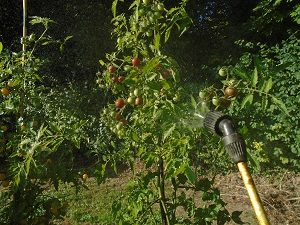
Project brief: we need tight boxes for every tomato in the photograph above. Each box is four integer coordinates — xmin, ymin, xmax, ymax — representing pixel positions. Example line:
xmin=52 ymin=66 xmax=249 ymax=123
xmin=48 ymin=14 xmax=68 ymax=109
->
xmin=0 ymin=125 xmax=8 ymax=132
xmin=212 ymin=97 xmax=220 ymax=106
xmin=108 ymin=65 xmax=116 ymax=73
xmin=162 ymin=69 xmax=171 ymax=79
xmin=115 ymin=98 xmax=125 ymax=108
xmin=115 ymin=112 xmax=122 ymax=121
xmin=118 ymin=76 xmax=125 ymax=83
xmin=7 ymin=80 xmax=17 ymax=87
xmin=132 ymin=57 xmax=141 ymax=67
xmin=199 ymin=91 xmax=206 ymax=99
xmin=124 ymin=65 xmax=131 ymax=72
xmin=135 ymin=97 xmax=143 ymax=106
xmin=146 ymin=31 xmax=152 ymax=37
xmin=121 ymin=119 xmax=128 ymax=126
xmin=224 ymin=86 xmax=238 ymax=98
xmin=127 ymin=96 xmax=134 ymax=104
xmin=157 ymin=3 xmax=164 ymax=11
xmin=112 ymin=77 xmax=118 ymax=83
xmin=1 ymin=88 xmax=10 ymax=96
xmin=218 ymin=68 xmax=227 ymax=77
xmin=0 ymin=172 xmax=6 ymax=181
xmin=82 ymin=173 xmax=88 ymax=182
xmin=133 ymin=89 xmax=141 ymax=96
xmin=2 ymin=180 xmax=9 ymax=188
xmin=116 ymin=122 xmax=123 ymax=130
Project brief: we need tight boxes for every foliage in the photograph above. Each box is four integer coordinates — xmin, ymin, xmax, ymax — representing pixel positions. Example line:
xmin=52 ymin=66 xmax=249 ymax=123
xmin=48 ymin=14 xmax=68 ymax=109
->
xmin=97 ymin=1 xmax=240 ymax=224
xmin=0 ymin=18 xmax=92 ymax=225
xmin=226 ymin=34 xmax=300 ymax=171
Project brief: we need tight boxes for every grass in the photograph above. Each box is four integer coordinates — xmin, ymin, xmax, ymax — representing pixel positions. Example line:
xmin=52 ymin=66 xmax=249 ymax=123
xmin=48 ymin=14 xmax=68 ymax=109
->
xmin=51 ymin=177 xmax=125 ymax=225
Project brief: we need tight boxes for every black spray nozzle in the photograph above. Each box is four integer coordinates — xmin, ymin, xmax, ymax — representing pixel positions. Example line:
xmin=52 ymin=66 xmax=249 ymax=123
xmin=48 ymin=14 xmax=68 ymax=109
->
xmin=203 ymin=111 xmax=247 ymax=163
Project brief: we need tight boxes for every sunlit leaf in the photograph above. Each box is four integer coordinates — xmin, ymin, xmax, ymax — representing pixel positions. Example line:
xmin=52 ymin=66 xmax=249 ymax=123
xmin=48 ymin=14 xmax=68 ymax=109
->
xmin=271 ymin=96 xmax=289 ymax=115
xmin=241 ymin=94 xmax=253 ymax=108
xmin=252 ymin=67 xmax=258 ymax=87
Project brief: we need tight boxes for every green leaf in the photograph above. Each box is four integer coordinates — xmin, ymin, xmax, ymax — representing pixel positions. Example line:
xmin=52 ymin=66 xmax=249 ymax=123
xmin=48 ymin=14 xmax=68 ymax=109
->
xmin=233 ymin=68 xmax=249 ymax=80
xmin=252 ymin=67 xmax=258 ymax=87
xmin=264 ymin=78 xmax=273 ymax=93
xmin=154 ymin=33 xmax=161 ymax=51
xmin=185 ymin=166 xmax=196 ymax=184
xmin=163 ymin=124 xmax=175 ymax=142
xmin=99 ymin=60 xmax=105 ymax=66
xmin=241 ymin=94 xmax=253 ymax=108
xmin=112 ymin=0 xmax=118 ymax=17
xmin=165 ymin=27 xmax=172 ymax=43
xmin=0 ymin=42 xmax=3 ymax=53
xmin=271 ymin=96 xmax=289 ymax=115
xmin=64 ymin=35 xmax=73 ymax=42
xmin=190 ymin=95 xmax=197 ymax=109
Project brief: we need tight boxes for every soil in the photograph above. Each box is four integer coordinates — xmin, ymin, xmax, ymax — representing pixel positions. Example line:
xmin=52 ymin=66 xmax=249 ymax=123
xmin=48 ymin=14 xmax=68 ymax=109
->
xmin=214 ymin=171 xmax=300 ymax=225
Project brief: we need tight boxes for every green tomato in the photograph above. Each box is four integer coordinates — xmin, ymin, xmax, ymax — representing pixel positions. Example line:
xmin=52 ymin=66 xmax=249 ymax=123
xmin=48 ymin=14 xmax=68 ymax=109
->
xmin=157 ymin=3 xmax=164 ymax=11
xmin=127 ymin=97 xmax=134 ymax=104
xmin=199 ymin=91 xmax=206 ymax=99
xmin=212 ymin=97 xmax=220 ymax=106
xmin=116 ymin=122 xmax=123 ymax=130
xmin=133 ymin=89 xmax=141 ymax=96
xmin=218 ymin=68 xmax=227 ymax=77
xmin=124 ymin=65 xmax=131 ymax=72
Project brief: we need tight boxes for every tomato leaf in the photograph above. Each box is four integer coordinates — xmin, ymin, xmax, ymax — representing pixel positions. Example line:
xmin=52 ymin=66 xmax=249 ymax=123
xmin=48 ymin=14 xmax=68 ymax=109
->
xmin=271 ymin=96 xmax=289 ymax=115
xmin=185 ymin=166 xmax=196 ymax=184
xmin=264 ymin=78 xmax=273 ymax=93
xmin=0 ymin=42 xmax=3 ymax=54
xmin=251 ymin=67 xmax=258 ymax=87
xmin=112 ymin=0 xmax=118 ymax=17
xmin=165 ymin=27 xmax=172 ymax=43
xmin=163 ymin=124 xmax=175 ymax=142
xmin=241 ymin=94 xmax=253 ymax=108
xmin=190 ymin=95 xmax=197 ymax=109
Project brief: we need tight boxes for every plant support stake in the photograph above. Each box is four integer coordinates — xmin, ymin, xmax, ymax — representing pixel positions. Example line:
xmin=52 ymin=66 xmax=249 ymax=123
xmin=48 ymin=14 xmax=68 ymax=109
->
xmin=203 ymin=111 xmax=270 ymax=225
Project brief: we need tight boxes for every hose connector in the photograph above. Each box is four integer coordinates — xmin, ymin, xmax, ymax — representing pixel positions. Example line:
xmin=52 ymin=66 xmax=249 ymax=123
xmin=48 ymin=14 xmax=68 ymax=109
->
xmin=203 ymin=111 xmax=247 ymax=163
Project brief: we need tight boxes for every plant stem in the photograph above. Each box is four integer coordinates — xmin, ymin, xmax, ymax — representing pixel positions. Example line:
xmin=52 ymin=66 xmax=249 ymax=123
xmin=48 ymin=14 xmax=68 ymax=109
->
xmin=158 ymin=157 xmax=170 ymax=225
xmin=22 ymin=0 xmax=27 ymax=62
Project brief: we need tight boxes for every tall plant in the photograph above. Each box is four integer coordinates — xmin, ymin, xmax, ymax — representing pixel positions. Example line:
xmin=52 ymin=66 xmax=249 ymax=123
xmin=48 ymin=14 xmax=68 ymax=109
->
xmin=97 ymin=0 xmax=239 ymax=224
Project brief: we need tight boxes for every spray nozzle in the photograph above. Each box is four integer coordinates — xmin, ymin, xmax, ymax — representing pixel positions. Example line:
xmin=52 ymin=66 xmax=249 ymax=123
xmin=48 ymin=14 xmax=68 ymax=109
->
xmin=203 ymin=111 xmax=247 ymax=163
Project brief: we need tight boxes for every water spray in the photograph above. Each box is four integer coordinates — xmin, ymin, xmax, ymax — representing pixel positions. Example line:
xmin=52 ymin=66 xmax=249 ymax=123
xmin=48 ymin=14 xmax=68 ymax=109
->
xmin=203 ymin=111 xmax=270 ymax=225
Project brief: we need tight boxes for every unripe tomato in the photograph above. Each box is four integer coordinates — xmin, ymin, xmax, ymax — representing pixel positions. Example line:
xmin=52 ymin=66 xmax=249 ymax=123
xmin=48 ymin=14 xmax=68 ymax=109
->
xmin=212 ymin=97 xmax=220 ymax=106
xmin=218 ymin=68 xmax=227 ymax=77
xmin=115 ymin=112 xmax=122 ymax=121
xmin=108 ymin=65 xmax=116 ymax=73
xmin=157 ymin=3 xmax=164 ymax=11
xmin=199 ymin=91 xmax=206 ymax=99
xmin=116 ymin=122 xmax=123 ymax=130
xmin=135 ymin=97 xmax=143 ymax=106
xmin=224 ymin=86 xmax=238 ymax=98
xmin=82 ymin=173 xmax=88 ymax=182
xmin=7 ymin=80 xmax=17 ymax=87
xmin=143 ymin=0 xmax=150 ymax=5
xmin=0 ymin=125 xmax=8 ymax=132
xmin=127 ymin=96 xmax=134 ymax=104
xmin=115 ymin=98 xmax=125 ymax=109
xmin=0 ymin=172 xmax=6 ymax=181
xmin=118 ymin=76 xmax=125 ymax=83
xmin=124 ymin=65 xmax=131 ymax=72
xmin=133 ymin=89 xmax=141 ymax=96
xmin=132 ymin=57 xmax=141 ymax=67
xmin=1 ymin=88 xmax=10 ymax=96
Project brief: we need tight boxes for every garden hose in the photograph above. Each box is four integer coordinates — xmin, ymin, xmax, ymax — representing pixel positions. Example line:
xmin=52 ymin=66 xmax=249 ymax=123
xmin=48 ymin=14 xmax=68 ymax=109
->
xmin=203 ymin=111 xmax=270 ymax=225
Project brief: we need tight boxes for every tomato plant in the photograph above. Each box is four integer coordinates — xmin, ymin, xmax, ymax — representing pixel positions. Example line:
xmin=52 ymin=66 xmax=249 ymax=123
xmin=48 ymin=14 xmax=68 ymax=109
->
xmin=97 ymin=1 xmax=239 ymax=224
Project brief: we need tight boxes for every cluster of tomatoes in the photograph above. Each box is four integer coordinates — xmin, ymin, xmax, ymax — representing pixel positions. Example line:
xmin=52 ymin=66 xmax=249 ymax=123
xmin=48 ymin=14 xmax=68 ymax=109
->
xmin=199 ymin=68 xmax=238 ymax=109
